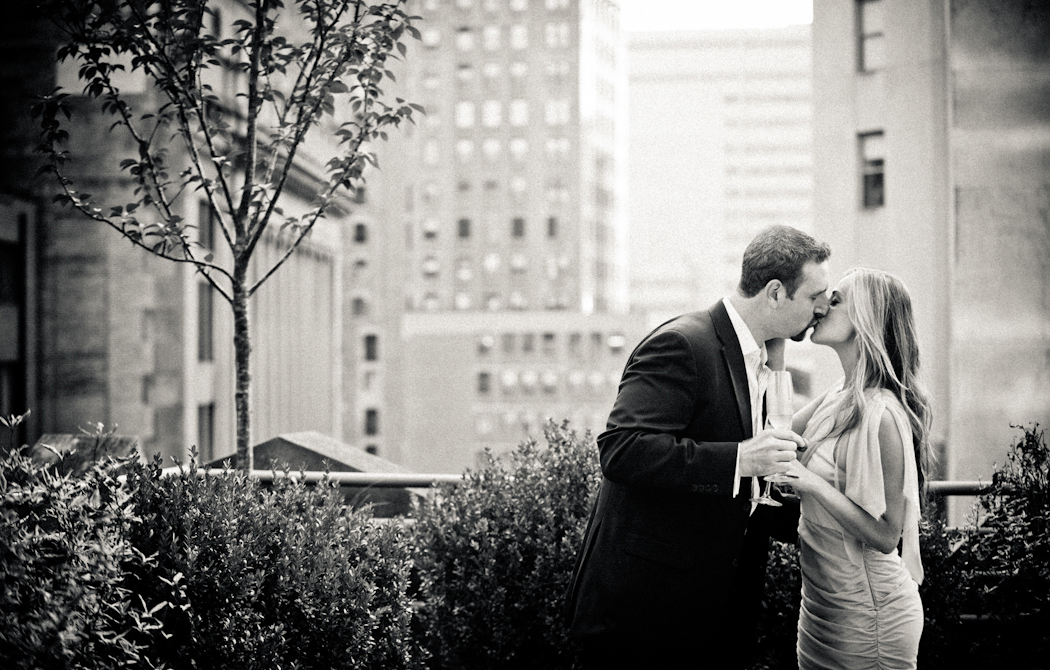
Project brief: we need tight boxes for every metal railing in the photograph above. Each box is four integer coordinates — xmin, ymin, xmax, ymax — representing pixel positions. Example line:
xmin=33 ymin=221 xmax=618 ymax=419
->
xmin=161 ymin=467 xmax=992 ymax=495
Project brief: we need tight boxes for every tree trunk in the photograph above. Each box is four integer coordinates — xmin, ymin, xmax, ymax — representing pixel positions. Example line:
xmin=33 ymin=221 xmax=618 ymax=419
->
xmin=233 ymin=257 xmax=252 ymax=472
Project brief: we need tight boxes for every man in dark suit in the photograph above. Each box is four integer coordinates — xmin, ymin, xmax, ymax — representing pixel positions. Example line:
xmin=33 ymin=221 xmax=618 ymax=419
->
xmin=566 ymin=225 xmax=831 ymax=669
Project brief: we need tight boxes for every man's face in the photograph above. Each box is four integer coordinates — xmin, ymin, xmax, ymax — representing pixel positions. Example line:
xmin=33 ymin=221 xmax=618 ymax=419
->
xmin=778 ymin=260 xmax=830 ymax=341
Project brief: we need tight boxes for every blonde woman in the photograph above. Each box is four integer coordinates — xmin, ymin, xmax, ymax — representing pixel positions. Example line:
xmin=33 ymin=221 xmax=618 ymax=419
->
xmin=783 ymin=267 xmax=931 ymax=670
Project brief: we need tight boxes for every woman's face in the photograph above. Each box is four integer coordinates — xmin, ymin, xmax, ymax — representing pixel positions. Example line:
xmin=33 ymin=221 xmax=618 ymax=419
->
xmin=810 ymin=276 xmax=856 ymax=347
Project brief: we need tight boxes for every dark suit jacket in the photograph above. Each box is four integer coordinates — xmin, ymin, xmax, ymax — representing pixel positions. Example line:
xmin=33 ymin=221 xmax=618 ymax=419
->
xmin=566 ymin=300 xmax=799 ymax=666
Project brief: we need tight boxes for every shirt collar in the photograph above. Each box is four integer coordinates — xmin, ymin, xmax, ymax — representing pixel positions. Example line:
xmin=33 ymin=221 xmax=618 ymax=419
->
xmin=722 ymin=296 xmax=765 ymax=363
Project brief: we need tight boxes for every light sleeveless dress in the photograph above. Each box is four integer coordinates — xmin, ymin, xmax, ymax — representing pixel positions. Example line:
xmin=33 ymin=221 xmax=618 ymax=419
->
xmin=796 ymin=382 xmax=924 ymax=670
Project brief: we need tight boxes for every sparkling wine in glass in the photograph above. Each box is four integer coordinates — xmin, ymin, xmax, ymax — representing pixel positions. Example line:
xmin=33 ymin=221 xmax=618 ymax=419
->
xmin=751 ymin=370 xmax=794 ymax=506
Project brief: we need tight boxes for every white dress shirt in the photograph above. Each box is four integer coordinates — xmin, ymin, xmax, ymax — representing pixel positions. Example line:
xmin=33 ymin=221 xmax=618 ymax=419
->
xmin=722 ymin=297 xmax=768 ymax=502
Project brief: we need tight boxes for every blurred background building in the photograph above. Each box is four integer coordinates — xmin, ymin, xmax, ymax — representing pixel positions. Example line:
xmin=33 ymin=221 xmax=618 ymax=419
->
xmin=627 ymin=26 xmax=813 ymax=325
xmin=351 ymin=0 xmax=640 ymax=473
xmin=0 ymin=1 xmax=344 ymax=463
xmin=811 ymin=0 xmax=1050 ymax=522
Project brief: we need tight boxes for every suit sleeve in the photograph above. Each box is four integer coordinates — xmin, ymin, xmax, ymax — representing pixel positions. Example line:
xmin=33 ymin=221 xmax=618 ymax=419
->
xmin=597 ymin=328 xmax=739 ymax=496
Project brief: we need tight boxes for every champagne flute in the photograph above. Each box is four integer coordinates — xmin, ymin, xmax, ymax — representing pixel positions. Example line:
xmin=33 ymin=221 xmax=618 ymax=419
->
xmin=751 ymin=370 xmax=794 ymax=506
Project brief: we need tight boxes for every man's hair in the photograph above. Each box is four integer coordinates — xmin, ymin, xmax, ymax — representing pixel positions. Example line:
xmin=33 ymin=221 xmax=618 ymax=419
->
xmin=738 ymin=225 xmax=831 ymax=298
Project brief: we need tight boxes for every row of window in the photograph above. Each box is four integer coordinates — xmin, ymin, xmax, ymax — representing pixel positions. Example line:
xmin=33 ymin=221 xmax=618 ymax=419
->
xmin=422 ymin=23 xmax=574 ymax=51
xmin=421 ymin=254 xmax=571 ymax=284
xmin=411 ymin=291 xmax=571 ymax=311
xmin=424 ymin=61 xmax=572 ymax=90
xmin=474 ymin=409 xmax=607 ymax=441
xmin=477 ymin=331 xmax=626 ymax=357
xmin=419 ymin=216 xmax=560 ymax=241
xmin=418 ymin=177 xmax=571 ymax=204
xmin=422 ymin=137 xmax=572 ymax=165
xmin=453 ymin=99 xmax=572 ymax=127
xmin=425 ymin=0 xmax=572 ymax=11
xmin=476 ymin=369 xmax=621 ymax=396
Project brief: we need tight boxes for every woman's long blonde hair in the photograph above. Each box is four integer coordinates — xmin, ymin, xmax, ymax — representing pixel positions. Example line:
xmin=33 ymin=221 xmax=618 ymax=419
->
xmin=831 ymin=267 xmax=933 ymax=493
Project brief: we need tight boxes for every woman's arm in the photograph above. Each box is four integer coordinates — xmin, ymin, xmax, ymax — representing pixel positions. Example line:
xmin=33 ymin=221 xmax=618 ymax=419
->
xmin=785 ymin=411 xmax=906 ymax=553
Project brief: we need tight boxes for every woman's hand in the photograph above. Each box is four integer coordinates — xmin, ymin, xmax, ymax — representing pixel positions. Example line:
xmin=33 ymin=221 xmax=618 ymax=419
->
xmin=780 ymin=458 xmax=820 ymax=494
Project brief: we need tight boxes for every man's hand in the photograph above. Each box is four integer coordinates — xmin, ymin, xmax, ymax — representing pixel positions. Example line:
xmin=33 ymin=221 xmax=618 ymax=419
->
xmin=739 ymin=428 xmax=804 ymax=478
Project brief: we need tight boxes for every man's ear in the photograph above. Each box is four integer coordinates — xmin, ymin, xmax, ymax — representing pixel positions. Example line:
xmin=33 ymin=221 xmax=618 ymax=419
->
xmin=764 ymin=280 xmax=783 ymax=308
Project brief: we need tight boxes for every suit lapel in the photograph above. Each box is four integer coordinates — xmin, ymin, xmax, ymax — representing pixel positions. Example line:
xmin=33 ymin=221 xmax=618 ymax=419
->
xmin=710 ymin=300 xmax=753 ymax=440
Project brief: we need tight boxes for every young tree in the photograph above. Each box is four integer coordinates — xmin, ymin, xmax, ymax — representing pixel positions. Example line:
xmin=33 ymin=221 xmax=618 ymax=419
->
xmin=32 ymin=0 xmax=422 ymax=470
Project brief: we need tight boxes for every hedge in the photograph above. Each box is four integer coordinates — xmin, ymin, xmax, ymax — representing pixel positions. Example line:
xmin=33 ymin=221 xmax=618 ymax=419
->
xmin=2 ymin=420 xmax=1048 ymax=668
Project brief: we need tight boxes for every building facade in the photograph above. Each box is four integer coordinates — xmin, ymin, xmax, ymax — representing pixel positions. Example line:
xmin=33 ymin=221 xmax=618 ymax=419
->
xmin=0 ymin=2 xmax=345 ymax=464
xmin=627 ymin=26 xmax=814 ymax=326
xmin=812 ymin=0 xmax=1050 ymax=520
xmin=341 ymin=0 xmax=636 ymax=474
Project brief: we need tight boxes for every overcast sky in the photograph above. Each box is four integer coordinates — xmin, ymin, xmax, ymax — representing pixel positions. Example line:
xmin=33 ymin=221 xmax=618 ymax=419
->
xmin=619 ymin=0 xmax=812 ymax=31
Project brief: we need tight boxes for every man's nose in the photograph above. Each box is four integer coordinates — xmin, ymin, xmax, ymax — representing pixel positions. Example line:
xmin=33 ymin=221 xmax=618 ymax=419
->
xmin=815 ymin=295 xmax=830 ymax=316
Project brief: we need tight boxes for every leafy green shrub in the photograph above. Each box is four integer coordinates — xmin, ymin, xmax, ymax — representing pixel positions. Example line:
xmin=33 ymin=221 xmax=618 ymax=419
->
xmin=915 ymin=515 xmax=967 ymax=669
xmin=948 ymin=424 xmax=1050 ymax=667
xmin=410 ymin=420 xmax=601 ymax=670
xmin=751 ymin=540 xmax=802 ymax=670
xmin=124 ymin=457 xmax=425 ymax=670
xmin=0 ymin=440 xmax=164 ymax=669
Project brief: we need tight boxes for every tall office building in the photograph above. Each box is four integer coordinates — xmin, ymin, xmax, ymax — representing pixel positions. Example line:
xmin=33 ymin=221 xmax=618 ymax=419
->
xmin=627 ymin=27 xmax=813 ymax=326
xmin=812 ymin=0 xmax=1050 ymax=521
xmin=404 ymin=0 xmax=625 ymax=315
xmin=348 ymin=0 xmax=636 ymax=474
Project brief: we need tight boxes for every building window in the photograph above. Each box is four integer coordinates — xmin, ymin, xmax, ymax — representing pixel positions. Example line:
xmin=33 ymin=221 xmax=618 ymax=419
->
xmin=542 ymin=332 xmax=556 ymax=356
xmin=364 ymin=409 xmax=379 ymax=436
xmin=197 ymin=282 xmax=213 ymax=362
xmin=510 ymin=100 xmax=528 ymax=126
xmin=364 ymin=334 xmax=378 ymax=361
xmin=353 ymin=222 xmax=368 ymax=243
xmin=455 ymin=101 xmax=475 ymax=128
xmin=422 ymin=218 xmax=439 ymax=239
xmin=856 ymin=0 xmax=885 ymax=72
xmin=546 ymin=137 xmax=570 ymax=161
xmin=510 ymin=138 xmax=529 ymax=161
xmin=482 ymin=100 xmax=501 ymax=127
xmin=545 ymin=22 xmax=571 ymax=48
xmin=197 ymin=403 xmax=215 ymax=462
xmin=547 ymin=216 xmax=558 ymax=238
xmin=512 ymin=217 xmax=525 ymax=238
xmin=365 ymin=445 xmax=378 ymax=455
xmin=456 ymin=139 xmax=475 ymax=162
xmin=422 ymin=28 xmax=441 ymax=49
xmin=351 ymin=297 xmax=368 ymax=316
xmin=482 ymin=138 xmax=501 ymax=160
xmin=483 ymin=25 xmax=501 ymax=50
xmin=510 ymin=24 xmax=528 ymax=49
xmin=859 ymin=131 xmax=885 ymax=208
xmin=477 ymin=371 xmax=492 ymax=394
xmin=510 ymin=0 xmax=527 ymax=9
xmin=546 ymin=100 xmax=571 ymax=125
xmin=423 ymin=139 xmax=440 ymax=165
xmin=422 ymin=256 xmax=440 ymax=277
xmin=458 ymin=218 xmax=472 ymax=238
xmin=457 ymin=63 xmax=474 ymax=83
xmin=198 ymin=201 xmax=215 ymax=250
xmin=482 ymin=61 xmax=502 ymax=79
xmin=456 ymin=26 xmax=474 ymax=51
xmin=510 ymin=252 xmax=528 ymax=273
xmin=454 ymin=292 xmax=472 ymax=309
